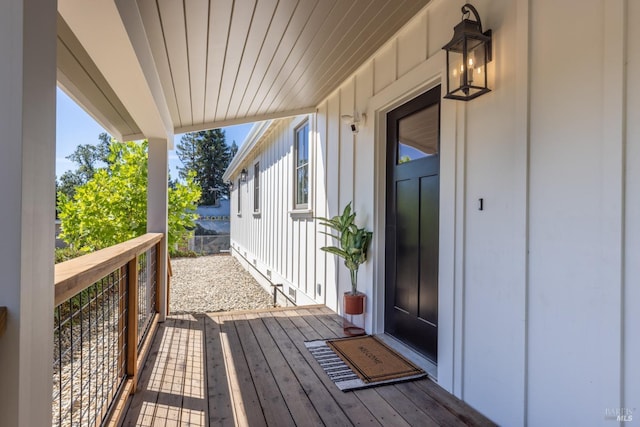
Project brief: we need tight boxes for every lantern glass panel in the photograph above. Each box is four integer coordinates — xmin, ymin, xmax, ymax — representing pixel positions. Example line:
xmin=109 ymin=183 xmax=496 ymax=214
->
xmin=467 ymin=42 xmax=486 ymax=84
xmin=448 ymin=50 xmax=464 ymax=93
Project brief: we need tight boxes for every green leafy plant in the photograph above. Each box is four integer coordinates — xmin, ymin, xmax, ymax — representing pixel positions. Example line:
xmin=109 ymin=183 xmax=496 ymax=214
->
xmin=58 ymin=140 xmax=201 ymax=255
xmin=55 ymin=247 xmax=90 ymax=263
xmin=316 ymin=202 xmax=373 ymax=295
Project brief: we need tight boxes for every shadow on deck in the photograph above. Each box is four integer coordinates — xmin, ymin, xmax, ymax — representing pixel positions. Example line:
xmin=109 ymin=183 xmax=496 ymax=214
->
xmin=121 ymin=306 xmax=495 ymax=426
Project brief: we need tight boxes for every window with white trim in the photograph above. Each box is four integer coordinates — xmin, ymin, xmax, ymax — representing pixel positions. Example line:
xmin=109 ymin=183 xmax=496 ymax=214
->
xmin=237 ymin=178 xmax=241 ymax=214
xmin=294 ymin=122 xmax=309 ymax=209
xmin=253 ymin=162 xmax=260 ymax=212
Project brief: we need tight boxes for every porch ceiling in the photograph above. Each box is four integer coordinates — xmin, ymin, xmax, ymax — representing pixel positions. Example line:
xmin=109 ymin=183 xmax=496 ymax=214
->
xmin=57 ymin=0 xmax=430 ymax=140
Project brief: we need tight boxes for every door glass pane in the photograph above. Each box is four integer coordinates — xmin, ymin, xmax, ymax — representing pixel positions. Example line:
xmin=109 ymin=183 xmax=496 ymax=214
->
xmin=397 ymin=104 xmax=439 ymax=164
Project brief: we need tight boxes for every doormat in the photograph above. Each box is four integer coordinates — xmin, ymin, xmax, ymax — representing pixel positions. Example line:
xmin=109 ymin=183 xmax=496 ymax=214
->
xmin=305 ymin=335 xmax=426 ymax=392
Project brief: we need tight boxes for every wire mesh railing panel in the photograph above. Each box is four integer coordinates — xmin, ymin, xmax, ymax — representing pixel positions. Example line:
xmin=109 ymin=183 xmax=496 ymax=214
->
xmin=52 ymin=270 xmax=127 ymax=427
xmin=137 ymin=246 xmax=157 ymax=349
xmin=187 ymin=234 xmax=230 ymax=254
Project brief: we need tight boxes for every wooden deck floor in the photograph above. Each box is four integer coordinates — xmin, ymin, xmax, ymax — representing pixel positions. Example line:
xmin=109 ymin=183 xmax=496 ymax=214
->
xmin=121 ymin=306 xmax=495 ymax=426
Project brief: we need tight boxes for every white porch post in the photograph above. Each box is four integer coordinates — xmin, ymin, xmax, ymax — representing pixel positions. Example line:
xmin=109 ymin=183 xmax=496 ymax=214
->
xmin=0 ymin=0 xmax=56 ymax=426
xmin=147 ymin=137 xmax=169 ymax=321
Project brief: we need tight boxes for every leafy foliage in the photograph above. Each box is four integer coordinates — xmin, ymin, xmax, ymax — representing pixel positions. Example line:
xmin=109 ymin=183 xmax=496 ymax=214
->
xmin=169 ymin=248 xmax=199 ymax=258
xmin=57 ymin=133 xmax=112 ymax=199
xmin=167 ymin=170 xmax=202 ymax=249
xmin=176 ymin=129 xmax=235 ymax=205
xmin=316 ymin=203 xmax=373 ymax=294
xmin=58 ymin=140 xmax=201 ymax=254
xmin=54 ymin=247 xmax=89 ymax=263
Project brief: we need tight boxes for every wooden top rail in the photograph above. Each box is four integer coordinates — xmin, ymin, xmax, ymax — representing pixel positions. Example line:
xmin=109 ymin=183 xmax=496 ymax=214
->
xmin=55 ymin=233 xmax=163 ymax=306
xmin=0 ymin=307 xmax=6 ymax=338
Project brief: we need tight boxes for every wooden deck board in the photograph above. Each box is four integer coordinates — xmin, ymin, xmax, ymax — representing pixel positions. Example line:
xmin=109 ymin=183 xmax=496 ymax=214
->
xmin=291 ymin=308 xmax=339 ymax=339
xmin=121 ymin=306 xmax=496 ymax=426
xmin=244 ymin=313 xmax=324 ymax=426
xmin=396 ymin=381 xmax=472 ymax=426
xmin=414 ymin=378 xmax=495 ymax=426
xmin=353 ymin=387 xmax=413 ymax=427
xmin=269 ymin=311 xmax=381 ymax=426
xmin=203 ymin=315 xmax=234 ymax=426
xmin=258 ymin=312 xmax=355 ymax=426
xmin=217 ymin=313 xmax=265 ymax=427
xmin=232 ymin=315 xmax=296 ymax=426
xmin=122 ymin=317 xmax=174 ymax=426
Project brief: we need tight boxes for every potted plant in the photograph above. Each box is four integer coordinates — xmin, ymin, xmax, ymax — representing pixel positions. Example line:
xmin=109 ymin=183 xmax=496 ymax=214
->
xmin=316 ymin=202 xmax=373 ymax=315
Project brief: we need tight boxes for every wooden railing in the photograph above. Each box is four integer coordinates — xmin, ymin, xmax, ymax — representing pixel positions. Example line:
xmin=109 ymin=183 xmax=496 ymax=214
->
xmin=53 ymin=233 xmax=163 ymax=427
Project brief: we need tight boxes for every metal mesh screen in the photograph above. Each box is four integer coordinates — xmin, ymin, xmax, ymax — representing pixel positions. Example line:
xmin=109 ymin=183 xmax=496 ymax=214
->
xmin=137 ymin=246 xmax=157 ymax=349
xmin=52 ymin=270 xmax=127 ymax=427
xmin=187 ymin=234 xmax=230 ymax=254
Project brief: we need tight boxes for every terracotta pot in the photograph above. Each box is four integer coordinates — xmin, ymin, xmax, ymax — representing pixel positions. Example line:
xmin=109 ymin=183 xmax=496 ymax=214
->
xmin=344 ymin=292 xmax=365 ymax=315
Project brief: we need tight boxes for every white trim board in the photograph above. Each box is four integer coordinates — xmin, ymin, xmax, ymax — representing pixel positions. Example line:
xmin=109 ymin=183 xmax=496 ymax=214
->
xmin=369 ymin=49 xmax=459 ymax=394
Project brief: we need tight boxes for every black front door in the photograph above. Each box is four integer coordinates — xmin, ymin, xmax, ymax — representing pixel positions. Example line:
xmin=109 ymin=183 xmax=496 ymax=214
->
xmin=385 ymin=86 xmax=440 ymax=363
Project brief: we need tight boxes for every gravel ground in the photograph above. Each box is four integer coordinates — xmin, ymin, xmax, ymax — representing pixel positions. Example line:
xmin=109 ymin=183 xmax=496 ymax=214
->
xmin=169 ymin=254 xmax=273 ymax=313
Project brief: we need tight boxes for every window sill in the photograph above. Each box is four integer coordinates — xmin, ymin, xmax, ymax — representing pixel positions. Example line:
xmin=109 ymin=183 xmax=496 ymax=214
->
xmin=252 ymin=211 xmax=261 ymax=218
xmin=289 ymin=209 xmax=313 ymax=219
xmin=236 ymin=213 xmax=242 ymax=217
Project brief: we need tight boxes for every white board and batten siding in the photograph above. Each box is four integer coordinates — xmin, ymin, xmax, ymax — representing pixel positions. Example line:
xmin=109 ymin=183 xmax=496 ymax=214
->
xmin=229 ymin=0 xmax=640 ymax=425
xmin=230 ymin=116 xmax=322 ymax=307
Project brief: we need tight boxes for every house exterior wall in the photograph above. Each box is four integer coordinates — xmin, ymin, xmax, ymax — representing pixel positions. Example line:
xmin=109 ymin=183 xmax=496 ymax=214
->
xmin=231 ymin=116 xmax=323 ymax=306
xmin=228 ymin=0 xmax=639 ymax=425
xmin=625 ymin=0 xmax=640 ymax=418
xmin=527 ymin=1 xmax=637 ymax=425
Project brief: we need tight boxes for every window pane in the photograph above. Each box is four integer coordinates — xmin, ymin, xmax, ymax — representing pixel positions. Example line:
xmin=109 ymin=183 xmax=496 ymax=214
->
xmin=297 ymin=166 xmax=308 ymax=205
xmin=297 ymin=133 xmax=308 ymax=165
xmin=237 ymin=179 xmax=241 ymax=213
xmin=254 ymin=163 xmax=259 ymax=211
xmin=397 ymin=103 xmax=439 ymax=164
xmin=254 ymin=163 xmax=259 ymax=186
xmin=295 ymin=122 xmax=309 ymax=207
xmin=302 ymin=129 xmax=308 ymax=161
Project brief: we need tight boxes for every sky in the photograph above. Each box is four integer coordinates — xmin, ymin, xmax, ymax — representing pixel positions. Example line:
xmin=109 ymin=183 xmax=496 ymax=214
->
xmin=56 ymin=87 xmax=253 ymax=179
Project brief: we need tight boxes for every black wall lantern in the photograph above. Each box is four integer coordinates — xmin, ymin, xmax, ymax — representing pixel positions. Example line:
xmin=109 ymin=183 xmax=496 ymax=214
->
xmin=239 ymin=168 xmax=248 ymax=183
xmin=442 ymin=4 xmax=492 ymax=101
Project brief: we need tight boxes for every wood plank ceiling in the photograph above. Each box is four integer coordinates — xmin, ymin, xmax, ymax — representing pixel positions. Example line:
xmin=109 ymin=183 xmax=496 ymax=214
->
xmin=137 ymin=0 xmax=430 ymax=133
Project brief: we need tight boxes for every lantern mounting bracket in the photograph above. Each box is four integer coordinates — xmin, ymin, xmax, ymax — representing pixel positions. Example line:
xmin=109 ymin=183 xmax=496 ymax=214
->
xmin=461 ymin=4 xmax=492 ymax=62
xmin=462 ymin=4 xmax=482 ymax=30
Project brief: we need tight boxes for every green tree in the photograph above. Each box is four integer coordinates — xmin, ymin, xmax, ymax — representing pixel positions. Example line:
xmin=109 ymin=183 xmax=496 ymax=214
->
xmin=58 ymin=140 xmax=201 ymax=253
xmin=230 ymin=140 xmax=238 ymax=158
xmin=57 ymin=132 xmax=112 ymax=199
xmin=176 ymin=129 xmax=233 ymax=205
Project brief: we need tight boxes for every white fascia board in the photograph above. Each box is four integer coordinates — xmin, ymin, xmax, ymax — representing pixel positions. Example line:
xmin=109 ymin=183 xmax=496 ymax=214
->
xmin=221 ymin=108 xmax=317 ymax=182
xmin=56 ymin=77 xmax=125 ymax=143
xmin=174 ymin=106 xmax=317 ymax=135
xmin=59 ymin=0 xmax=173 ymax=143
xmin=115 ymin=0 xmax=174 ymax=145
xmin=222 ymin=120 xmax=274 ymax=182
